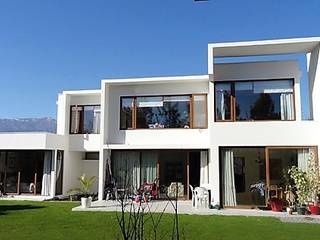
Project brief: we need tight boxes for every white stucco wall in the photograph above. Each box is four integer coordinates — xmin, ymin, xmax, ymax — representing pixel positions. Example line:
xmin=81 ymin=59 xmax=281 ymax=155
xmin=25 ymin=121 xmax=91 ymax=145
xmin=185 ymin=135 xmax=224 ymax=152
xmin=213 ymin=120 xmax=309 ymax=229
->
xmin=104 ymin=80 xmax=210 ymax=148
xmin=62 ymin=151 xmax=83 ymax=194
xmin=69 ymin=134 xmax=100 ymax=151
xmin=0 ymin=133 xmax=65 ymax=150
xmin=82 ymin=160 xmax=99 ymax=193
xmin=207 ymin=60 xmax=316 ymax=205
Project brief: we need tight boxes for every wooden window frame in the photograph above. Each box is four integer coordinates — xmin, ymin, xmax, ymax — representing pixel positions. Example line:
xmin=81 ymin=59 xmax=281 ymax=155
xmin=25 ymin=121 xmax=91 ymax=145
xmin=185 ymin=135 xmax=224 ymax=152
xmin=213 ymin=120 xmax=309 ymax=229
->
xmin=119 ymin=93 xmax=208 ymax=130
xmin=191 ymin=93 xmax=208 ymax=129
xmin=214 ymin=82 xmax=234 ymax=122
xmin=214 ymin=78 xmax=296 ymax=122
xmin=119 ymin=97 xmax=135 ymax=130
xmin=69 ymin=104 xmax=101 ymax=134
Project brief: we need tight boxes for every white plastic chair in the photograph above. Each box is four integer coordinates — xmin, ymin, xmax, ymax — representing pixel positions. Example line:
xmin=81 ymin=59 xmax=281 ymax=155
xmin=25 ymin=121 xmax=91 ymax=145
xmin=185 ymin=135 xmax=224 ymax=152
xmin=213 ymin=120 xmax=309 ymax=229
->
xmin=194 ymin=187 xmax=209 ymax=208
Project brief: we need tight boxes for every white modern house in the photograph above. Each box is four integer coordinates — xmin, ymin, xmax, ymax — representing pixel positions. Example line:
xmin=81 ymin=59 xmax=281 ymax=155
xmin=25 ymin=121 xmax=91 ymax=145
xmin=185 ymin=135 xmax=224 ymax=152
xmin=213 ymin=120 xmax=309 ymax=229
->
xmin=1 ymin=37 xmax=320 ymax=208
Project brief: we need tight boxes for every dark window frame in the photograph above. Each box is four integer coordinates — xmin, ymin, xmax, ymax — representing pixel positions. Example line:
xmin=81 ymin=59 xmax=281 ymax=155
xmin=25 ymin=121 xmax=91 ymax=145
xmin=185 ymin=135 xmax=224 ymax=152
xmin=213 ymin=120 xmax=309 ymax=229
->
xmin=84 ymin=152 xmax=100 ymax=160
xmin=120 ymin=93 xmax=208 ymax=130
xmin=69 ymin=104 xmax=101 ymax=134
xmin=214 ymin=78 xmax=296 ymax=122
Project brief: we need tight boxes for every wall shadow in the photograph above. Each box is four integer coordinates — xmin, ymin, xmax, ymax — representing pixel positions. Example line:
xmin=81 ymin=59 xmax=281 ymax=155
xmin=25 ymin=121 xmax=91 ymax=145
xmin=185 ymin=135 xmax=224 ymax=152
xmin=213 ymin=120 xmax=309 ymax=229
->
xmin=0 ymin=204 xmax=45 ymax=216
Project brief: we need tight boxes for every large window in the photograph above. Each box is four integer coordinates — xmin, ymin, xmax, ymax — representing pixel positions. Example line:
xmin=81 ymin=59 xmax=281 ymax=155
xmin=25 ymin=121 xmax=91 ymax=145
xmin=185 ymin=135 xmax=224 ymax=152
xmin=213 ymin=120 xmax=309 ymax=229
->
xmin=215 ymin=79 xmax=295 ymax=121
xmin=221 ymin=146 xmax=317 ymax=207
xmin=70 ymin=105 xmax=101 ymax=134
xmin=120 ymin=94 xmax=207 ymax=129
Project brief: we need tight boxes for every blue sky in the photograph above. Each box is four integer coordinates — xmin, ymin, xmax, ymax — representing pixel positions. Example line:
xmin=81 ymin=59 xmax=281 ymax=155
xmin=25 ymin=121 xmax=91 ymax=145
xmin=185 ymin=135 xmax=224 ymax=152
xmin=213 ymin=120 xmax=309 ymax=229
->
xmin=0 ymin=0 xmax=319 ymax=118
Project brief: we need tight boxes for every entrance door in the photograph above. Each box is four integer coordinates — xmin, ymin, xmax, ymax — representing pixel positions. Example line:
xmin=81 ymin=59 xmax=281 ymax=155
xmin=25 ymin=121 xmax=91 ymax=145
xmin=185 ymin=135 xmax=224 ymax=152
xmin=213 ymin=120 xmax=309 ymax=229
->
xmin=159 ymin=151 xmax=187 ymax=199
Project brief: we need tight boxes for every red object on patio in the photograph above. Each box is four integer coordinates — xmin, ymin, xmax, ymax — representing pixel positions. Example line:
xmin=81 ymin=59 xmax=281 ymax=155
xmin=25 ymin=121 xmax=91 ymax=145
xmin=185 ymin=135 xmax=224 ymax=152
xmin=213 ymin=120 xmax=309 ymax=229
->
xmin=138 ymin=179 xmax=159 ymax=200
xmin=269 ymin=199 xmax=283 ymax=212
xmin=309 ymin=205 xmax=320 ymax=215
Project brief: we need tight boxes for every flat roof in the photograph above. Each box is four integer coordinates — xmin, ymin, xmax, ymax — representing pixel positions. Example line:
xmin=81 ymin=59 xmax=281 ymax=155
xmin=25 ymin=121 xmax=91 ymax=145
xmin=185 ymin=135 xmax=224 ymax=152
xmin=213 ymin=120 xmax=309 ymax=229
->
xmin=61 ymin=89 xmax=101 ymax=95
xmin=0 ymin=132 xmax=65 ymax=150
xmin=209 ymin=37 xmax=320 ymax=58
xmin=102 ymin=75 xmax=209 ymax=85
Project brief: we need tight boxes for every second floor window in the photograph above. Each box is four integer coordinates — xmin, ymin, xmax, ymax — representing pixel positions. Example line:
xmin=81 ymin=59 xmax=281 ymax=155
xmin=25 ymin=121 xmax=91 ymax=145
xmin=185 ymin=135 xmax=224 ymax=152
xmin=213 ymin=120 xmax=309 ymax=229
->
xmin=120 ymin=94 xmax=207 ymax=129
xmin=70 ymin=105 xmax=101 ymax=134
xmin=215 ymin=79 xmax=295 ymax=121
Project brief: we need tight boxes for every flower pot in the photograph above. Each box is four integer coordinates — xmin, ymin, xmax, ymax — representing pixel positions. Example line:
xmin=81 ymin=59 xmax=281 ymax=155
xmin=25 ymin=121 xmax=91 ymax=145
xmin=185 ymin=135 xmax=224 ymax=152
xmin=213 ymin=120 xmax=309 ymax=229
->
xmin=297 ymin=206 xmax=307 ymax=215
xmin=286 ymin=207 xmax=293 ymax=215
xmin=309 ymin=205 xmax=320 ymax=215
xmin=269 ymin=199 xmax=283 ymax=212
xmin=81 ymin=197 xmax=91 ymax=208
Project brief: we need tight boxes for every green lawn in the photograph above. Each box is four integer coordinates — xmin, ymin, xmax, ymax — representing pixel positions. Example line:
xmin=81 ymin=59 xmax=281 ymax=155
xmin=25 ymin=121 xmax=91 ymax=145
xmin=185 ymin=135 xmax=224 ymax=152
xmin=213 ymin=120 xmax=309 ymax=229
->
xmin=0 ymin=200 xmax=319 ymax=240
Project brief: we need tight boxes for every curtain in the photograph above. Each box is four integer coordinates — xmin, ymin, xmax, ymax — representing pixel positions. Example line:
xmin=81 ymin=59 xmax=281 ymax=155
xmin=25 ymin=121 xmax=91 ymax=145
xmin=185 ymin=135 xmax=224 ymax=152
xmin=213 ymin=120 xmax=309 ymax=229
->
xmin=280 ymin=93 xmax=294 ymax=120
xmin=112 ymin=151 xmax=140 ymax=193
xmin=105 ymin=150 xmax=112 ymax=185
xmin=71 ymin=106 xmax=82 ymax=133
xmin=41 ymin=151 xmax=52 ymax=196
xmin=56 ymin=152 xmax=62 ymax=181
xmin=141 ymin=151 xmax=157 ymax=183
xmin=93 ymin=107 xmax=101 ymax=134
xmin=200 ymin=151 xmax=209 ymax=185
xmin=222 ymin=149 xmax=237 ymax=206
xmin=298 ymin=148 xmax=310 ymax=171
xmin=220 ymin=91 xmax=225 ymax=120
xmin=254 ymin=80 xmax=293 ymax=94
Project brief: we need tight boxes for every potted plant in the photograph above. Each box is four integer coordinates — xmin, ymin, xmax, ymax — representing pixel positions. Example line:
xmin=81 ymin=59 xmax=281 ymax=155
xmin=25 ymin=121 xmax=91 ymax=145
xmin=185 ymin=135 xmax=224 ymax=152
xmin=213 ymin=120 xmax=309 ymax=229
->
xmin=288 ymin=166 xmax=309 ymax=215
xmin=306 ymin=157 xmax=320 ymax=215
xmin=269 ymin=198 xmax=284 ymax=212
xmin=284 ymin=186 xmax=295 ymax=214
xmin=68 ymin=174 xmax=97 ymax=208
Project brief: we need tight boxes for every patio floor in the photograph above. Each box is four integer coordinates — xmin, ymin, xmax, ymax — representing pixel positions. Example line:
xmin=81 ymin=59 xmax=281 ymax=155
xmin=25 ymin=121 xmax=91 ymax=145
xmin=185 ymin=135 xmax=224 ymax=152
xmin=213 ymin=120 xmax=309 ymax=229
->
xmin=72 ymin=200 xmax=320 ymax=224
xmin=0 ymin=195 xmax=50 ymax=201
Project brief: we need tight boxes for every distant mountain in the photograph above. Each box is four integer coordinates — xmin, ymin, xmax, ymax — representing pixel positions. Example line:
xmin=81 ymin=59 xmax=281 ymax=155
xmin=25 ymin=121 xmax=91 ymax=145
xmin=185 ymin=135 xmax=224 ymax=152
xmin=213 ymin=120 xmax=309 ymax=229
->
xmin=0 ymin=118 xmax=57 ymax=133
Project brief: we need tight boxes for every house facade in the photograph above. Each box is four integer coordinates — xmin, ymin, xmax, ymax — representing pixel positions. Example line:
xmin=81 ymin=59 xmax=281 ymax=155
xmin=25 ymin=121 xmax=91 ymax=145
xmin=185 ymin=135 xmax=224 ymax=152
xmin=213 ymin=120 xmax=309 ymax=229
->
xmin=1 ymin=37 xmax=320 ymax=208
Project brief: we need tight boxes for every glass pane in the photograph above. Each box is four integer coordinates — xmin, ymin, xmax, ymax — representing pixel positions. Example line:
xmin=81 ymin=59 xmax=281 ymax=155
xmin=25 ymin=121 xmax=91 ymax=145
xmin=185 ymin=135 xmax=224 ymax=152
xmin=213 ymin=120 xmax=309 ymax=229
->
xmin=83 ymin=106 xmax=95 ymax=133
xmin=269 ymin=149 xmax=297 ymax=188
xmin=92 ymin=106 xmax=101 ymax=134
xmin=70 ymin=106 xmax=82 ymax=133
xmin=215 ymin=83 xmax=232 ymax=121
xmin=159 ymin=151 xmax=187 ymax=198
xmin=193 ymin=95 xmax=207 ymax=128
xmin=120 ymin=98 xmax=134 ymax=129
xmin=141 ymin=151 xmax=157 ymax=183
xmin=136 ymin=95 xmax=190 ymax=129
xmin=221 ymin=148 xmax=266 ymax=206
xmin=112 ymin=151 xmax=140 ymax=193
xmin=235 ymin=80 xmax=294 ymax=121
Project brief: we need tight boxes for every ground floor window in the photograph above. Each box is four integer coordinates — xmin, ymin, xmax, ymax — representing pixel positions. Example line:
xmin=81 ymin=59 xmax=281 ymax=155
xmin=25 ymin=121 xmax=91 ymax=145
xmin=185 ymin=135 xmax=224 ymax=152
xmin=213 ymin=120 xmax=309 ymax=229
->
xmin=0 ymin=150 xmax=53 ymax=196
xmin=220 ymin=146 xmax=317 ymax=207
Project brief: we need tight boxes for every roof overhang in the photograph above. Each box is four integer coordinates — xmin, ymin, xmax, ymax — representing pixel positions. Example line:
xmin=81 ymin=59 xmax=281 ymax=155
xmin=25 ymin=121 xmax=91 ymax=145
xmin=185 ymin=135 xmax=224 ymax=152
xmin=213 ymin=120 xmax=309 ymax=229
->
xmin=0 ymin=133 xmax=66 ymax=150
xmin=102 ymin=75 xmax=209 ymax=86
xmin=208 ymin=37 xmax=320 ymax=58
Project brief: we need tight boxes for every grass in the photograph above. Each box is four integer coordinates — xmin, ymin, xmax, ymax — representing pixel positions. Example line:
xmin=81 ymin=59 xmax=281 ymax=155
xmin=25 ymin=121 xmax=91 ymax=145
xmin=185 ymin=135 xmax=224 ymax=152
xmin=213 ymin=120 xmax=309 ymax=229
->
xmin=0 ymin=200 xmax=320 ymax=240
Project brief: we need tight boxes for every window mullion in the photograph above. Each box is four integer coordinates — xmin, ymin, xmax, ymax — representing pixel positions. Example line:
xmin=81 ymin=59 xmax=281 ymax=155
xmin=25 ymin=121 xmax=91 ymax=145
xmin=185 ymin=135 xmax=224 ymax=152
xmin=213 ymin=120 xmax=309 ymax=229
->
xmin=133 ymin=97 xmax=137 ymax=129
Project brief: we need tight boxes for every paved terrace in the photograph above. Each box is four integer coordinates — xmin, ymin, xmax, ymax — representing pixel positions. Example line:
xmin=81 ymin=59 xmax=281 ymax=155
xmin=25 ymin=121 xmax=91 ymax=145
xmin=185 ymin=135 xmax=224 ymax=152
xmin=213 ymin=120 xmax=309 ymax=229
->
xmin=72 ymin=200 xmax=320 ymax=224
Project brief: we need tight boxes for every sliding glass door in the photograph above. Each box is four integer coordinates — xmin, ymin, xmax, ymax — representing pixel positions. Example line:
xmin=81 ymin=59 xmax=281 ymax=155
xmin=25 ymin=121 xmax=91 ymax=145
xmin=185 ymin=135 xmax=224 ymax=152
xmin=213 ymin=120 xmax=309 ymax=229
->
xmin=221 ymin=147 xmax=317 ymax=208
xmin=112 ymin=151 xmax=157 ymax=193
xmin=111 ymin=150 xmax=206 ymax=199
xmin=221 ymin=148 xmax=266 ymax=207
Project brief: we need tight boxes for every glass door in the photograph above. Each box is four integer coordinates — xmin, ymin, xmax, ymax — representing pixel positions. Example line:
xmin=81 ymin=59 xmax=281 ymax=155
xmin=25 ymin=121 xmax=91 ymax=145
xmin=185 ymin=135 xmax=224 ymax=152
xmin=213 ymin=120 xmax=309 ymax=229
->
xmin=159 ymin=151 xmax=187 ymax=199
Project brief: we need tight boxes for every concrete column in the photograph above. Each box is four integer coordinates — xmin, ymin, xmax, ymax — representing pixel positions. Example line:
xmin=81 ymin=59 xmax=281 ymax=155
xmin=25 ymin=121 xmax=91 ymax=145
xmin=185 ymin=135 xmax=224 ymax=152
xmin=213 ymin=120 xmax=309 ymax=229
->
xmin=50 ymin=149 xmax=57 ymax=198
xmin=209 ymin=146 xmax=220 ymax=206
xmin=294 ymin=72 xmax=302 ymax=121
xmin=98 ymin=149 xmax=107 ymax=200
xmin=307 ymin=44 xmax=320 ymax=121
